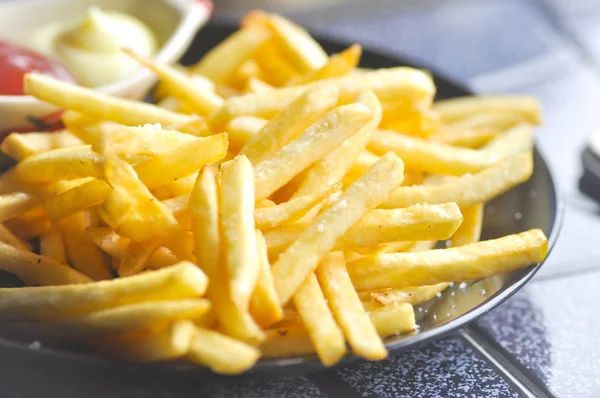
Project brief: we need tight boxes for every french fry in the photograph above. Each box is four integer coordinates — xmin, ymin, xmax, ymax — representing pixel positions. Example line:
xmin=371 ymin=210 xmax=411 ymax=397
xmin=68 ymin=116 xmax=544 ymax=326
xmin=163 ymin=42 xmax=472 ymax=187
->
xmin=10 ymin=146 xmax=104 ymax=182
xmin=17 ymin=299 xmax=211 ymax=338
xmin=0 ymin=241 xmax=92 ymax=287
xmin=100 ymin=158 xmax=180 ymax=241
xmin=90 ymin=320 xmax=195 ymax=362
xmin=254 ymin=183 xmax=341 ymax=229
xmin=25 ymin=74 xmax=191 ymax=126
xmin=272 ymin=152 xmax=404 ymax=305
xmin=293 ymin=273 xmax=346 ymax=366
xmin=4 ymin=209 xmax=50 ymax=240
xmin=348 ymin=229 xmax=548 ymax=291
xmin=451 ymin=204 xmax=484 ymax=247
xmin=43 ymin=179 xmax=111 ymax=220
xmin=369 ymin=129 xmax=503 ymax=175
xmin=220 ymin=156 xmax=259 ymax=310
xmin=240 ymin=84 xmax=339 ymax=164
xmin=293 ymin=90 xmax=381 ymax=197
xmin=432 ymin=95 xmax=542 ymax=124
xmin=253 ymin=40 xmax=300 ymax=86
xmin=167 ymin=116 xmax=211 ymax=137
xmin=57 ymin=211 xmax=113 ymax=281
xmin=265 ymin=13 xmax=328 ymax=73
xmin=226 ymin=116 xmax=268 ymax=153
xmin=316 ymin=252 xmax=387 ymax=360
xmin=254 ymin=104 xmax=372 ymax=200
xmin=232 ymin=59 xmax=265 ymax=89
xmin=133 ymin=133 xmax=227 ymax=188
xmin=482 ymin=123 xmax=534 ymax=158
xmin=1 ymin=130 xmax=83 ymax=161
xmin=367 ymin=283 xmax=450 ymax=306
xmin=210 ymin=67 xmax=435 ymax=130
xmin=88 ymin=123 xmax=196 ymax=160
xmin=285 ymin=44 xmax=362 ymax=86
xmin=39 ymin=224 xmax=67 ymax=263
xmin=335 ymin=204 xmax=463 ymax=249
xmin=261 ymin=304 xmax=415 ymax=358
xmin=0 ymin=261 xmax=207 ymax=321
xmin=245 ymin=77 xmax=274 ymax=94
xmin=0 ymin=223 xmax=31 ymax=251
xmin=125 ymin=50 xmax=223 ymax=116
xmin=249 ymin=230 xmax=283 ymax=326
xmin=190 ymin=166 xmax=264 ymax=343
xmin=119 ymin=239 xmax=162 ymax=277
xmin=383 ymin=152 xmax=533 ymax=209
xmin=86 ymin=226 xmax=178 ymax=270
xmin=368 ymin=303 xmax=416 ymax=338
xmin=0 ymin=192 xmax=38 ymax=222
xmin=152 ymin=175 xmax=197 ymax=200
xmin=264 ymin=203 xmax=461 ymax=257
xmin=191 ymin=27 xmax=271 ymax=83
xmin=187 ymin=327 xmax=261 ymax=374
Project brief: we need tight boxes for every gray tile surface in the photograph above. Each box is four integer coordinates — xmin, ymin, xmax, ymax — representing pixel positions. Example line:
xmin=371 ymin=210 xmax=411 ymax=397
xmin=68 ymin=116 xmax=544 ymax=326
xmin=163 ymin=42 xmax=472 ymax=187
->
xmin=476 ymin=270 xmax=600 ymax=397
xmin=336 ymin=337 xmax=520 ymax=398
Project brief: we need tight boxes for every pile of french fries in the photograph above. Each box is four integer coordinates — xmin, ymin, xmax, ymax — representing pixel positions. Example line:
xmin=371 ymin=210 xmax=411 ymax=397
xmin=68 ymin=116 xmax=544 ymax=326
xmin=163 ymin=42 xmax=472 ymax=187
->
xmin=0 ymin=11 xmax=548 ymax=374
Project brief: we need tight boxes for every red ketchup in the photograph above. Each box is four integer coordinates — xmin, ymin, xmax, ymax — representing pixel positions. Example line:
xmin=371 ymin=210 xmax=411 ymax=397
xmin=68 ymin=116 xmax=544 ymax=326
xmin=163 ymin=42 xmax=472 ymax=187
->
xmin=0 ymin=40 xmax=75 ymax=96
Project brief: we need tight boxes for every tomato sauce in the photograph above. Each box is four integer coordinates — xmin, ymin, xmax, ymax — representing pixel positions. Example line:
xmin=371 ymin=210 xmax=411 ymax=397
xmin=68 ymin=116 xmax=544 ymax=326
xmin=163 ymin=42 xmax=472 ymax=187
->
xmin=0 ymin=40 xmax=75 ymax=96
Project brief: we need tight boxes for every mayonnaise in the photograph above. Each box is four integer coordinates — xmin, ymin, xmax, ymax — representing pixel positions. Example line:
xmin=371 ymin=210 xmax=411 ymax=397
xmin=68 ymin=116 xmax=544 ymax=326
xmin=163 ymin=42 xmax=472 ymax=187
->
xmin=29 ymin=7 xmax=157 ymax=87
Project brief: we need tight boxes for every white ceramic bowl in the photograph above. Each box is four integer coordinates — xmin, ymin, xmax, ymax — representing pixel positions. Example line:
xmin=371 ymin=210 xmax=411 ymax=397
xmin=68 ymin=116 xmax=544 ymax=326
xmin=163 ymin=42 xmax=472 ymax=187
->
xmin=0 ymin=0 xmax=212 ymax=133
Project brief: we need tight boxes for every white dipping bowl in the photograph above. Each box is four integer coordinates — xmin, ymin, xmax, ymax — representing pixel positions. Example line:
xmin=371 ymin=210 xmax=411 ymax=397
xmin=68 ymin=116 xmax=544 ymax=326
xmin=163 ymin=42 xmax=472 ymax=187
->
xmin=0 ymin=0 xmax=212 ymax=133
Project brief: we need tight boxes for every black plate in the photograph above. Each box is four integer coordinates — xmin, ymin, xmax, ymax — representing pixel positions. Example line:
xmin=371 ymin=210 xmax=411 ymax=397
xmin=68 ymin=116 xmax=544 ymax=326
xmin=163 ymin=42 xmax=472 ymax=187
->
xmin=0 ymin=24 xmax=563 ymax=378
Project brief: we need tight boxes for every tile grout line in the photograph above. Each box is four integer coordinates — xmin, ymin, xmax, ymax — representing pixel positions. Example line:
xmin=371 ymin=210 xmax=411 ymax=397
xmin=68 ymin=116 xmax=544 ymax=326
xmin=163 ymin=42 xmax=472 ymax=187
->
xmin=460 ymin=328 xmax=554 ymax=398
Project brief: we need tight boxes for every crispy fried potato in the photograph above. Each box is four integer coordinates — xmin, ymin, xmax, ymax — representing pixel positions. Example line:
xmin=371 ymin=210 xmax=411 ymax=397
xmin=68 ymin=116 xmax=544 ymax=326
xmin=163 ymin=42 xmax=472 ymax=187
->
xmin=125 ymin=50 xmax=223 ymax=116
xmin=43 ymin=179 xmax=111 ymax=220
xmin=293 ymin=90 xmax=381 ymax=197
xmin=286 ymin=44 xmax=362 ymax=86
xmin=0 ymin=223 xmax=32 ymax=251
xmin=0 ymin=261 xmax=206 ymax=321
xmin=86 ymin=226 xmax=178 ymax=270
xmin=482 ymin=123 xmax=534 ymax=158
xmin=226 ymin=116 xmax=268 ymax=153
xmin=451 ymin=204 xmax=484 ymax=247
xmin=433 ymin=95 xmax=542 ymax=124
xmin=383 ymin=152 xmax=533 ymax=208
xmin=210 ymin=67 xmax=435 ymax=130
xmin=254 ymin=183 xmax=341 ymax=230
xmin=190 ymin=166 xmax=264 ymax=344
xmin=17 ymin=299 xmax=211 ymax=338
xmin=249 ymin=230 xmax=283 ymax=327
xmin=134 ymin=133 xmax=228 ymax=188
xmin=369 ymin=129 xmax=503 ymax=175
xmin=317 ymin=252 xmax=387 ymax=360
xmin=240 ymin=84 xmax=338 ymax=164
xmin=1 ymin=130 xmax=83 ymax=161
xmin=0 ymin=192 xmax=38 ymax=222
xmin=25 ymin=74 xmax=191 ymax=126
xmin=11 ymin=146 xmax=104 ymax=182
xmin=57 ymin=211 xmax=112 ymax=281
xmin=272 ymin=152 xmax=404 ymax=305
xmin=219 ymin=156 xmax=259 ymax=310
xmin=39 ymin=224 xmax=67 ymax=263
xmin=293 ymin=273 xmax=346 ymax=365
xmin=348 ymin=229 xmax=548 ymax=291
xmin=187 ymin=327 xmax=261 ymax=374
xmin=265 ymin=13 xmax=328 ymax=73
xmin=0 ymin=240 xmax=91 ymax=287
xmin=119 ymin=239 xmax=162 ymax=277
xmin=191 ymin=27 xmax=271 ymax=83
xmin=365 ymin=283 xmax=450 ymax=306
xmin=254 ymin=104 xmax=372 ymax=200
xmin=90 ymin=320 xmax=195 ymax=362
